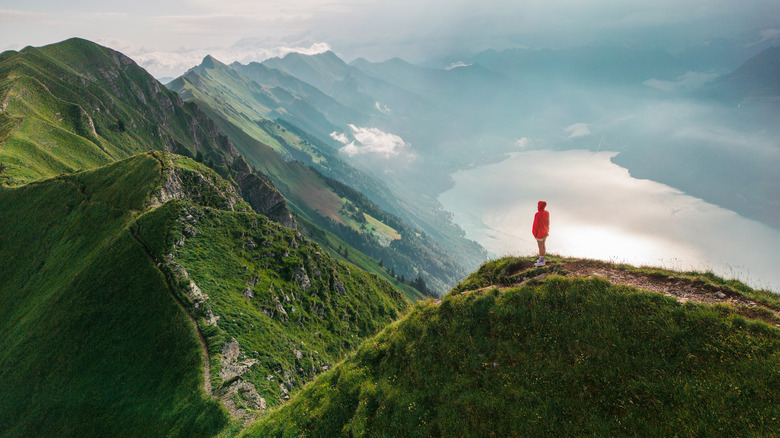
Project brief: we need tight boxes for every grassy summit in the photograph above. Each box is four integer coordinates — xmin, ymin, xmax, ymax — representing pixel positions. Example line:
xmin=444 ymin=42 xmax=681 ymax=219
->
xmin=0 ymin=152 xmax=409 ymax=437
xmin=247 ymin=257 xmax=780 ymax=437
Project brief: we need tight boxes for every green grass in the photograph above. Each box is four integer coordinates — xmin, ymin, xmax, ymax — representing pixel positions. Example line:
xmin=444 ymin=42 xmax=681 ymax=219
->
xmin=1 ymin=151 xmax=413 ymax=436
xmin=296 ymin=215 xmax=424 ymax=301
xmin=0 ymin=153 xmax=229 ymax=437
xmin=454 ymin=256 xmax=780 ymax=309
xmin=0 ymin=38 xmax=236 ymax=187
xmin=247 ymin=260 xmax=780 ymax=437
xmin=133 ymin=196 xmax=410 ymax=410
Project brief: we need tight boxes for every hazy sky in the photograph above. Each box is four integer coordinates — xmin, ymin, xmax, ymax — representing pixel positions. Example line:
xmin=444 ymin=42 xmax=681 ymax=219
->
xmin=2 ymin=0 xmax=779 ymax=77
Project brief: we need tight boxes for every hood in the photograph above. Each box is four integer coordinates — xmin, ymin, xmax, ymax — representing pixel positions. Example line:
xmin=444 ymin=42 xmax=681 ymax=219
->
xmin=538 ymin=201 xmax=547 ymax=211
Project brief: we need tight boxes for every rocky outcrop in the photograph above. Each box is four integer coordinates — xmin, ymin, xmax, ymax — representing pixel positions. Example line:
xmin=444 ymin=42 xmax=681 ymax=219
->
xmin=148 ymin=154 xmax=246 ymax=211
xmin=220 ymin=379 xmax=265 ymax=425
xmin=218 ymin=338 xmax=264 ymax=424
xmin=231 ymin=156 xmax=296 ymax=228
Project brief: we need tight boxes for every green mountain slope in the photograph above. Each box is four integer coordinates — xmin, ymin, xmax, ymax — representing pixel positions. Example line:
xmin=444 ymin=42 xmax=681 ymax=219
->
xmin=230 ymin=60 xmax=368 ymax=132
xmin=168 ymin=56 xmax=481 ymax=294
xmin=262 ymin=51 xmax=431 ymax=119
xmin=247 ymin=257 xmax=780 ymax=437
xmin=0 ymin=153 xmax=230 ymax=437
xmin=0 ymin=152 xmax=411 ymax=436
xmin=0 ymin=38 xmax=299 ymax=229
xmin=0 ymin=38 xmax=237 ymax=186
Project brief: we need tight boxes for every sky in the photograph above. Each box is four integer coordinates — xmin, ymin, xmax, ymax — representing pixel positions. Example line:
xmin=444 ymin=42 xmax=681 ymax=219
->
xmin=2 ymin=0 xmax=780 ymax=78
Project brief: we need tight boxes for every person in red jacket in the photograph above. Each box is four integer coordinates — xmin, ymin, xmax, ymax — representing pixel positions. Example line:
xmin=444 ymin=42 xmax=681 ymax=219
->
xmin=532 ymin=201 xmax=549 ymax=267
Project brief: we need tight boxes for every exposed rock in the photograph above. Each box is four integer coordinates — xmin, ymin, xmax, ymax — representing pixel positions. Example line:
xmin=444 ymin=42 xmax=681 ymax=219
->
xmin=220 ymin=379 xmax=265 ymax=425
xmin=186 ymin=280 xmax=209 ymax=304
xmin=206 ymin=309 xmax=220 ymax=326
xmin=243 ymin=287 xmax=255 ymax=299
xmin=333 ymin=279 xmax=346 ymax=296
xmin=222 ymin=338 xmax=240 ymax=364
xmin=149 ymin=158 xmax=244 ymax=211
xmin=183 ymin=224 xmax=198 ymax=237
xmin=231 ymin=157 xmax=296 ymax=228
xmin=220 ymin=338 xmax=256 ymax=381
xmin=294 ymin=266 xmax=312 ymax=291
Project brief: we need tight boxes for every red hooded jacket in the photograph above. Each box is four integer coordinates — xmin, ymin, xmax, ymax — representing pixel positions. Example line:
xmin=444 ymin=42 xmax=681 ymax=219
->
xmin=532 ymin=201 xmax=549 ymax=239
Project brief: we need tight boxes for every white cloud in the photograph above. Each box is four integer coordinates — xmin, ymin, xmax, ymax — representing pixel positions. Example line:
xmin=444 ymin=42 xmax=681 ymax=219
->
xmin=375 ymin=102 xmax=391 ymax=114
xmin=643 ymin=71 xmax=719 ymax=92
xmin=329 ymin=131 xmax=349 ymax=144
xmin=331 ymin=124 xmax=411 ymax=158
xmin=123 ymin=41 xmax=331 ymax=78
xmin=565 ymin=123 xmax=591 ymax=139
xmin=445 ymin=61 xmax=473 ymax=70
xmin=515 ymin=137 xmax=530 ymax=148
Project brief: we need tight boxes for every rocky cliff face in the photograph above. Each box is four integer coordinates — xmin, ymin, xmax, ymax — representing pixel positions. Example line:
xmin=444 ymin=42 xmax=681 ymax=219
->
xmin=231 ymin=156 xmax=296 ymax=228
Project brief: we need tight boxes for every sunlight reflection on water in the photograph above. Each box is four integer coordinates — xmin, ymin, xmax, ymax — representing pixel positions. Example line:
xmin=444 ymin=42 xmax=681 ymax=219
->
xmin=439 ymin=150 xmax=780 ymax=292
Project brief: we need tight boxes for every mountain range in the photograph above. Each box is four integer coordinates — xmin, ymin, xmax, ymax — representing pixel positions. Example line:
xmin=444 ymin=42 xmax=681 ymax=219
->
xmin=1 ymin=37 xmax=779 ymax=437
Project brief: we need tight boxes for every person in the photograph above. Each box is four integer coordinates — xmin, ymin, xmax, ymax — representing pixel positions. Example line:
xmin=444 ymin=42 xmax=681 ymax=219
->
xmin=532 ymin=201 xmax=549 ymax=267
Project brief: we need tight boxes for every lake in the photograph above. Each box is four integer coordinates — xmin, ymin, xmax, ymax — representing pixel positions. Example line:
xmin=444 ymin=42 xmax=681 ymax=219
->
xmin=438 ymin=149 xmax=780 ymax=292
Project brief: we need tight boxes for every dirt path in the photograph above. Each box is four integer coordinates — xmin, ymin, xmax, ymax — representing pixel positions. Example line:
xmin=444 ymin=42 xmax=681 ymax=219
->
xmin=447 ymin=259 xmax=780 ymax=327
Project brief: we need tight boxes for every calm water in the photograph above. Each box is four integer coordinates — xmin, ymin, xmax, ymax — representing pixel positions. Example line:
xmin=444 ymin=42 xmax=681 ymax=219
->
xmin=439 ymin=150 xmax=780 ymax=292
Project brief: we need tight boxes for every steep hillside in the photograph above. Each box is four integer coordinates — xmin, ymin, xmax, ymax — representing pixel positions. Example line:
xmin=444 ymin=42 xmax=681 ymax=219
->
xmin=247 ymin=257 xmax=780 ymax=437
xmin=230 ymin=60 xmax=368 ymax=133
xmin=0 ymin=152 xmax=410 ymax=436
xmin=170 ymin=55 xmax=341 ymax=159
xmin=169 ymin=56 xmax=483 ymax=294
xmin=0 ymin=38 xmax=236 ymax=186
xmin=0 ymin=38 xmax=299 ymax=229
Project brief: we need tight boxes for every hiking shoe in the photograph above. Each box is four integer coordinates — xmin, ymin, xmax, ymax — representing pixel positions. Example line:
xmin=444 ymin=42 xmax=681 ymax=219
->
xmin=534 ymin=258 xmax=545 ymax=267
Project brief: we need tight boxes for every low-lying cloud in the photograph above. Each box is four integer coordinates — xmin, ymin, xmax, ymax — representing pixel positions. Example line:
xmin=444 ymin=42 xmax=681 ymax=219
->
xmin=129 ymin=41 xmax=331 ymax=78
xmin=643 ymin=71 xmax=719 ymax=92
xmin=565 ymin=123 xmax=591 ymax=139
xmin=331 ymin=125 xmax=411 ymax=158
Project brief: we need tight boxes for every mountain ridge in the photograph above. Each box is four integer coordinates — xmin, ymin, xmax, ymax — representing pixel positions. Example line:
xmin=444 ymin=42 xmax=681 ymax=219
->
xmin=247 ymin=256 xmax=780 ymax=437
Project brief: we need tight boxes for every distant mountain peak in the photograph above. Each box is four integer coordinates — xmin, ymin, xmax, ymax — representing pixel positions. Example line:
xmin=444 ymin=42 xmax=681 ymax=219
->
xmin=200 ymin=54 xmax=224 ymax=69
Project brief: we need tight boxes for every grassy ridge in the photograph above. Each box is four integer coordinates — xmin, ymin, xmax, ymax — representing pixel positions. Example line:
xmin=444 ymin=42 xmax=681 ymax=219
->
xmin=0 ymin=154 xmax=229 ymax=437
xmin=0 ymin=150 xmax=412 ymax=435
xmin=132 ymin=194 xmax=410 ymax=410
xmin=247 ymin=259 xmax=780 ymax=437
xmin=0 ymin=38 xmax=236 ymax=186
